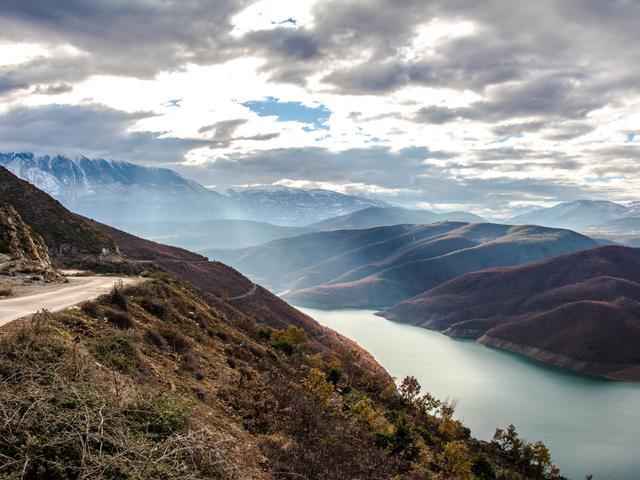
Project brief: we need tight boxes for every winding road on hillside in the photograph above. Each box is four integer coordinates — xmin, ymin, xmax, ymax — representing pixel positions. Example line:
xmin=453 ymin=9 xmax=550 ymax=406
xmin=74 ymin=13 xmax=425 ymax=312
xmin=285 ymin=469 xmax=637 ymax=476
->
xmin=228 ymin=283 xmax=257 ymax=301
xmin=0 ymin=276 xmax=140 ymax=328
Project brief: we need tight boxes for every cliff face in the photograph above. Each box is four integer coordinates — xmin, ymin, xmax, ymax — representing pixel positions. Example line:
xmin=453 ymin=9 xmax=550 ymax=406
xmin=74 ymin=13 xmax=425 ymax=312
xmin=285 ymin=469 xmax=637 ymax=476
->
xmin=0 ymin=202 xmax=57 ymax=278
xmin=0 ymin=166 xmax=119 ymax=261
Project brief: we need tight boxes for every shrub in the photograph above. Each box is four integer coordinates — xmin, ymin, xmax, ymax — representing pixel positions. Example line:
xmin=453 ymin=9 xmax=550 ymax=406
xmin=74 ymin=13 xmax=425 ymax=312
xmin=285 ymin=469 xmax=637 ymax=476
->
xmin=139 ymin=297 xmax=168 ymax=319
xmin=181 ymin=352 xmax=204 ymax=380
xmin=0 ymin=286 xmax=14 ymax=297
xmin=145 ymin=328 xmax=169 ymax=350
xmin=271 ymin=326 xmax=308 ymax=354
xmin=472 ymin=453 xmax=497 ymax=480
xmin=103 ymin=306 xmax=134 ymax=329
xmin=91 ymin=332 xmax=141 ymax=373
xmin=103 ymin=280 xmax=128 ymax=310
xmin=81 ymin=300 xmax=100 ymax=317
xmin=124 ymin=394 xmax=191 ymax=440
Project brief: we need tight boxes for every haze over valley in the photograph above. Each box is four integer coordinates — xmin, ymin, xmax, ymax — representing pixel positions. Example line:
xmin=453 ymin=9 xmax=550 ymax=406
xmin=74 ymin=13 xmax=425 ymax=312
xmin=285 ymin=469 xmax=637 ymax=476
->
xmin=2 ymin=1 xmax=640 ymax=479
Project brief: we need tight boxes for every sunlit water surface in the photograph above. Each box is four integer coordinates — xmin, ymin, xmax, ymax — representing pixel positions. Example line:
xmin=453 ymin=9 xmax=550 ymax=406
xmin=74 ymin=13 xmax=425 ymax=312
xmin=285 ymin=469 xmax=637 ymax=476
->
xmin=299 ymin=307 xmax=640 ymax=480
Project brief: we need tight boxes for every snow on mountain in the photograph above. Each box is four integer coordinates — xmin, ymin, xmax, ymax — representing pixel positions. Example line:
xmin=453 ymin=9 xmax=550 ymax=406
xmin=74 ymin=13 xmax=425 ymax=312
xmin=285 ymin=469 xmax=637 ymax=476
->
xmin=0 ymin=152 xmax=237 ymax=223
xmin=0 ymin=153 xmax=388 ymax=226
xmin=224 ymin=186 xmax=388 ymax=225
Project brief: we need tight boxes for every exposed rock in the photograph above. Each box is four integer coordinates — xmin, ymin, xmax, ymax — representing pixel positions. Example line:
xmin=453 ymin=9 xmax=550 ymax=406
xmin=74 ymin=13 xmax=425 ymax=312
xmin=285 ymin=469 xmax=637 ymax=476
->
xmin=0 ymin=202 xmax=58 ymax=279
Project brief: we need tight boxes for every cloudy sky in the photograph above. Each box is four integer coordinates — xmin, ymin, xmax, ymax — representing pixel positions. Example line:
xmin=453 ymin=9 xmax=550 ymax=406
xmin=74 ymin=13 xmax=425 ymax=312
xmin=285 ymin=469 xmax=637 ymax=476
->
xmin=0 ymin=0 xmax=638 ymax=217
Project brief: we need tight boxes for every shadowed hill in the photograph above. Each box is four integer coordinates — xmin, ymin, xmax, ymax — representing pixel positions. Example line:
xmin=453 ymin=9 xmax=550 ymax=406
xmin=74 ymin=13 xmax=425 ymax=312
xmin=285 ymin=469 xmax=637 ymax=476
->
xmin=0 ymin=166 xmax=118 ymax=258
xmin=380 ymin=245 xmax=640 ymax=380
xmin=209 ymin=221 xmax=597 ymax=308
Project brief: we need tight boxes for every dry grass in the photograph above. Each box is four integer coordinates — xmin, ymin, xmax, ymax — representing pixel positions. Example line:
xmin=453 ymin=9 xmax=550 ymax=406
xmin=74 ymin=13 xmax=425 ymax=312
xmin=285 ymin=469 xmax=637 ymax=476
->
xmin=0 ymin=286 xmax=14 ymax=297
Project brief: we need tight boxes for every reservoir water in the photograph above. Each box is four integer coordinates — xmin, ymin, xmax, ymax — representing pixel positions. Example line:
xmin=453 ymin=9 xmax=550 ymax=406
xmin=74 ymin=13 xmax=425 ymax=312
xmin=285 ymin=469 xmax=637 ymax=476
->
xmin=299 ymin=307 xmax=640 ymax=480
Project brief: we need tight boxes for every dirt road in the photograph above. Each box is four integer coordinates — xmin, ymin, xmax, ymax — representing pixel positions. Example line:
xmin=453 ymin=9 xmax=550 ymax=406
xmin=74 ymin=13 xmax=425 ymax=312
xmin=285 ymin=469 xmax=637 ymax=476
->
xmin=0 ymin=276 xmax=140 ymax=327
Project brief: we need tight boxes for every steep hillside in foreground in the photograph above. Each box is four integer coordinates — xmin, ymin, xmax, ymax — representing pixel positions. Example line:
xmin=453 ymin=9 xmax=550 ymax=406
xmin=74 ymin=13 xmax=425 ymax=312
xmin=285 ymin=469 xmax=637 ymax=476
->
xmin=0 ymin=167 xmax=565 ymax=478
xmin=310 ymin=206 xmax=486 ymax=230
xmin=0 ymin=275 xmax=563 ymax=479
xmin=210 ymin=222 xmax=597 ymax=308
xmin=380 ymin=246 xmax=640 ymax=380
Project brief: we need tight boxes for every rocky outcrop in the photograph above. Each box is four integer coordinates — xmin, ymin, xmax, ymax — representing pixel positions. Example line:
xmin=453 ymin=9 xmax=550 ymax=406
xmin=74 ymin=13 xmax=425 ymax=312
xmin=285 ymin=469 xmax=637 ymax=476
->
xmin=0 ymin=202 xmax=57 ymax=279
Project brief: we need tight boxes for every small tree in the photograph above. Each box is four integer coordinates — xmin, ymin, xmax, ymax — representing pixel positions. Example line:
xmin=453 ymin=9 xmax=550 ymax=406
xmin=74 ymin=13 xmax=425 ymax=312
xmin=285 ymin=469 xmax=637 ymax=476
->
xmin=399 ymin=375 xmax=421 ymax=402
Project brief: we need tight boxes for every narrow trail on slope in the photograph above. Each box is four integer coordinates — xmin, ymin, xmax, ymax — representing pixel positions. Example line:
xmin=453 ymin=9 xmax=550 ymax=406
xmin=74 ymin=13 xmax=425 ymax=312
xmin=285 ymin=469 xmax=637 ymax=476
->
xmin=228 ymin=283 xmax=257 ymax=301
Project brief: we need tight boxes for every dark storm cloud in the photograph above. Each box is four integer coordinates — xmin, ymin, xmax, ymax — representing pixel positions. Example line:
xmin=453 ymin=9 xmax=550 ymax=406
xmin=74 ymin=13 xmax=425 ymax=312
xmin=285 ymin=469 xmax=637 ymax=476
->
xmin=0 ymin=104 xmax=210 ymax=163
xmin=3 ymin=0 xmax=638 ymax=124
xmin=0 ymin=0 xmax=251 ymax=88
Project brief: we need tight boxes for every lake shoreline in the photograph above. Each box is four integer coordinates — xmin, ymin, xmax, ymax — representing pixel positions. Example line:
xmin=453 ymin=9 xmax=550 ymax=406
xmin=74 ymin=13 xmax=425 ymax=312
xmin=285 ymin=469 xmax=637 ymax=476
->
xmin=300 ymin=306 xmax=640 ymax=480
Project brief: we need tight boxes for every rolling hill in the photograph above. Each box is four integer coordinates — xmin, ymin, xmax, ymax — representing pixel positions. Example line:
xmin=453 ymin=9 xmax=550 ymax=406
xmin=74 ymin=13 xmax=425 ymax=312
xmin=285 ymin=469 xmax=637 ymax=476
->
xmin=310 ymin=206 xmax=485 ymax=230
xmin=207 ymin=222 xmax=597 ymax=308
xmin=379 ymin=245 xmax=640 ymax=380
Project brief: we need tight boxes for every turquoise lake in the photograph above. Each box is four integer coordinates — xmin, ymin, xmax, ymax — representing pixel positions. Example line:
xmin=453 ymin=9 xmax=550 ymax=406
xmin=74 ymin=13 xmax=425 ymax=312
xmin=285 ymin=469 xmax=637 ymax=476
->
xmin=299 ymin=307 xmax=640 ymax=480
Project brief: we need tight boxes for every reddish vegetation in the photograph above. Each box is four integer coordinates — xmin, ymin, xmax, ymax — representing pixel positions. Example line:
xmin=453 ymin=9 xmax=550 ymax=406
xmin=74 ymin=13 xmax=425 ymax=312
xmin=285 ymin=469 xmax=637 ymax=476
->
xmin=381 ymin=246 xmax=640 ymax=377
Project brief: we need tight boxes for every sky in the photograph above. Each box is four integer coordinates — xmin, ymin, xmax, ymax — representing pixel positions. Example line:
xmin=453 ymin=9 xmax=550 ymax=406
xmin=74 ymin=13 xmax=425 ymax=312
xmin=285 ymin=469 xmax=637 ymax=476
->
xmin=0 ymin=0 xmax=638 ymax=217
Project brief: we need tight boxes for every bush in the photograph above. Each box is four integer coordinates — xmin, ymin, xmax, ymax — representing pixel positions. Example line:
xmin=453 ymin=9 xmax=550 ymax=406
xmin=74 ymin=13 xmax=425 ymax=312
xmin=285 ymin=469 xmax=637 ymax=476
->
xmin=139 ymin=297 xmax=168 ymax=319
xmin=103 ymin=306 xmax=134 ymax=329
xmin=80 ymin=300 xmax=100 ymax=317
xmin=124 ymin=394 xmax=191 ymax=440
xmin=271 ymin=326 xmax=308 ymax=355
xmin=91 ymin=332 xmax=141 ymax=373
xmin=181 ymin=352 xmax=204 ymax=379
xmin=103 ymin=280 xmax=128 ymax=311
xmin=0 ymin=286 xmax=14 ymax=297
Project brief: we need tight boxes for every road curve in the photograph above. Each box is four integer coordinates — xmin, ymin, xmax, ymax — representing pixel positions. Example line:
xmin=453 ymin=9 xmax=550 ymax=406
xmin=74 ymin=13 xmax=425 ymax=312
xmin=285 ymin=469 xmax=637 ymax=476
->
xmin=0 ymin=276 xmax=140 ymax=328
xmin=228 ymin=283 xmax=257 ymax=301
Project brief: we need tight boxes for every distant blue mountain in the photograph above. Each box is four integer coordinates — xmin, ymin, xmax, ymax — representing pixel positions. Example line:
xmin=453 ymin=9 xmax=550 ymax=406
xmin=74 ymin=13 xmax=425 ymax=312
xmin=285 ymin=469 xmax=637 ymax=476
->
xmin=0 ymin=152 xmax=387 ymax=225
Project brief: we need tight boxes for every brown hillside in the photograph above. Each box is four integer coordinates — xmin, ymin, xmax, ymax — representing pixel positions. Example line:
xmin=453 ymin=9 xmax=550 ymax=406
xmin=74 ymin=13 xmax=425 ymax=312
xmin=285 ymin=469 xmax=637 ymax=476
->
xmin=380 ymin=246 xmax=640 ymax=379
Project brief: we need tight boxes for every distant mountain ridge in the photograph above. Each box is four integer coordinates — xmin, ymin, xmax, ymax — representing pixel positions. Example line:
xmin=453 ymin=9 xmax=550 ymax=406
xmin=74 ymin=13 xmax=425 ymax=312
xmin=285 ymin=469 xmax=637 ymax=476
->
xmin=207 ymin=222 xmax=598 ymax=308
xmin=224 ymin=185 xmax=388 ymax=225
xmin=310 ymin=206 xmax=486 ymax=230
xmin=509 ymin=200 xmax=636 ymax=230
xmin=0 ymin=152 xmax=388 ymax=226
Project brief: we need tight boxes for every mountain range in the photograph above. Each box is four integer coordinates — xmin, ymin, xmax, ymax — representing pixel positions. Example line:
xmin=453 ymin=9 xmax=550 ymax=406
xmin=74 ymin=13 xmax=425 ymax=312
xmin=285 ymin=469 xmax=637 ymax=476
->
xmin=0 ymin=152 xmax=387 ymax=226
xmin=509 ymin=200 xmax=639 ymax=231
xmin=310 ymin=206 xmax=486 ymax=230
xmin=380 ymin=245 xmax=640 ymax=380
xmin=207 ymin=222 xmax=598 ymax=308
